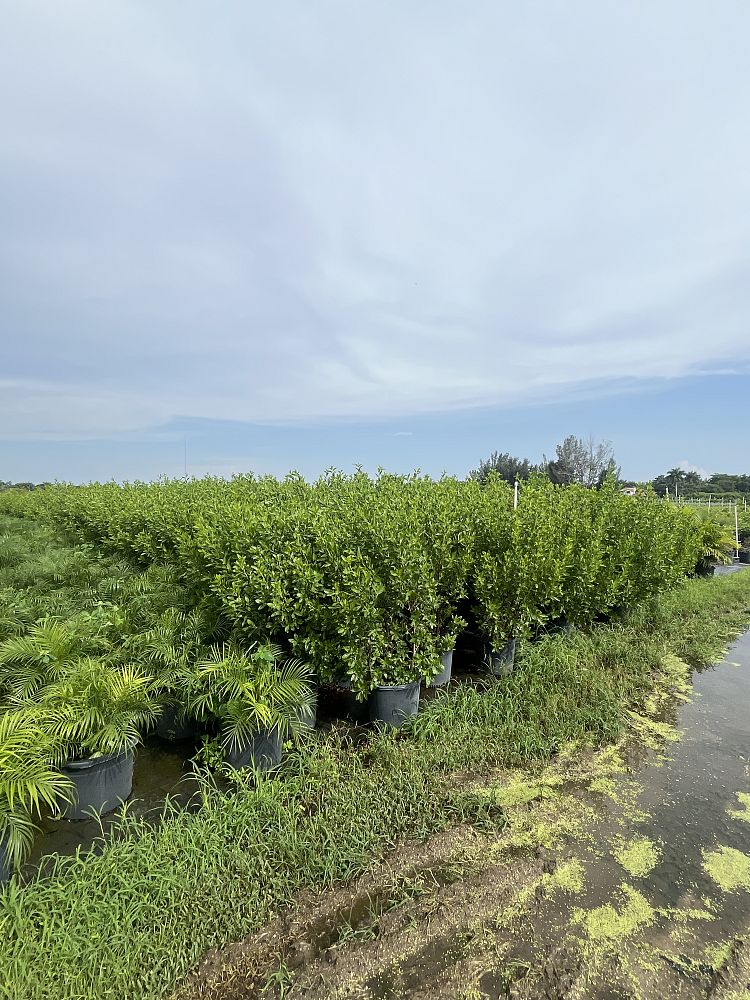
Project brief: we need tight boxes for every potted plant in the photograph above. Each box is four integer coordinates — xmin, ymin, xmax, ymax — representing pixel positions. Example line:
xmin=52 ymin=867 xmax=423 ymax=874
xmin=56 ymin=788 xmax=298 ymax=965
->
xmin=188 ymin=642 xmax=314 ymax=771
xmin=0 ymin=616 xmax=111 ymax=700
xmin=37 ymin=658 xmax=159 ymax=819
xmin=693 ymin=517 xmax=736 ymax=576
xmin=0 ymin=710 xmax=73 ymax=882
xmin=469 ymin=480 xmax=524 ymax=677
xmin=130 ymin=606 xmax=217 ymax=741
xmin=418 ymin=477 xmax=475 ymax=687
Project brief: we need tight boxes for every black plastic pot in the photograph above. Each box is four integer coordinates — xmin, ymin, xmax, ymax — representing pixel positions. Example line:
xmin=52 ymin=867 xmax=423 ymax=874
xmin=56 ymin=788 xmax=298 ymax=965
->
xmin=61 ymin=750 xmax=134 ymax=820
xmin=368 ymin=680 xmax=420 ymax=728
xmin=428 ymin=650 xmax=453 ymax=687
xmin=740 ymin=551 xmax=750 ymax=564
xmin=0 ymin=833 xmax=11 ymax=885
xmin=224 ymin=727 xmax=282 ymax=772
xmin=695 ymin=564 xmax=716 ymax=577
xmin=297 ymin=693 xmax=318 ymax=731
xmin=453 ymin=630 xmax=490 ymax=673
xmin=544 ymin=616 xmax=576 ymax=636
xmin=156 ymin=703 xmax=197 ymax=742
xmin=487 ymin=638 xmax=518 ymax=677
xmin=329 ymin=679 xmax=369 ymax=724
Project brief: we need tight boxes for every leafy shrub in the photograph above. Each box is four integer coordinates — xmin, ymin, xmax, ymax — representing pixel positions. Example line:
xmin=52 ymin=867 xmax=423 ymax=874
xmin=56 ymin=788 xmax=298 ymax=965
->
xmin=0 ymin=473 xmax=706 ymax=687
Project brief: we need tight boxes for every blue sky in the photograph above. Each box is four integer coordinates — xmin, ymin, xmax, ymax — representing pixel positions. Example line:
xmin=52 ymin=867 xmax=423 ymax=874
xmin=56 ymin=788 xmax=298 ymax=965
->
xmin=2 ymin=3 xmax=749 ymax=484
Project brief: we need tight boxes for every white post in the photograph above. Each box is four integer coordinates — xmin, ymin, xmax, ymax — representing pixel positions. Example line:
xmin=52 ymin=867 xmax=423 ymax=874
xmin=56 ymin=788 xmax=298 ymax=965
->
xmin=514 ymin=480 xmax=519 ymax=510
xmin=735 ymin=503 xmax=740 ymax=559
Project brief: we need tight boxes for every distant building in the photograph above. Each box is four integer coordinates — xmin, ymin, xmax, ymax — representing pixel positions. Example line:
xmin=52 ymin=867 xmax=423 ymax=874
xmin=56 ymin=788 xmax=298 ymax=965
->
xmin=620 ymin=486 xmax=637 ymax=496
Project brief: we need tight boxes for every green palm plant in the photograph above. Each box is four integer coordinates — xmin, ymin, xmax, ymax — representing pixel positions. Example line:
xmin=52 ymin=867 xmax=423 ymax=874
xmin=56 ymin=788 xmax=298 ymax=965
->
xmin=0 ymin=590 xmax=38 ymax=642
xmin=0 ymin=620 xmax=94 ymax=700
xmin=189 ymin=643 xmax=314 ymax=757
xmin=0 ymin=535 xmax=25 ymax=571
xmin=0 ymin=710 xmax=73 ymax=872
xmin=38 ymin=659 xmax=159 ymax=760
xmin=0 ymin=609 xmax=119 ymax=701
xmin=128 ymin=606 xmax=219 ymax=728
xmin=695 ymin=517 xmax=737 ymax=575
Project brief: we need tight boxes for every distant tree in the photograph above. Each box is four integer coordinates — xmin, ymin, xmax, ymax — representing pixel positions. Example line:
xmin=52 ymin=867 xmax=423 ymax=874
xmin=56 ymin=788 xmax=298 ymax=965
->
xmin=470 ymin=451 xmax=536 ymax=485
xmin=652 ymin=468 xmax=687 ymax=497
xmin=651 ymin=469 xmax=750 ymax=498
xmin=543 ymin=435 xmax=620 ymax=488
xmin=0 ymin=481 xmax=43 ymax=492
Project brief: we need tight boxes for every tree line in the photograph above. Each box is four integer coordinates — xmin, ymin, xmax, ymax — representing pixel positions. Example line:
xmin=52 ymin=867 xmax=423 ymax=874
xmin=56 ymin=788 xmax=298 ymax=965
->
xmin=470 ymin=435 xmax=620 ymax=488
xmin=471 ymin=437 xmax=749 ymax=497
xmin=650 ymin=469 xmax=750 ymax=498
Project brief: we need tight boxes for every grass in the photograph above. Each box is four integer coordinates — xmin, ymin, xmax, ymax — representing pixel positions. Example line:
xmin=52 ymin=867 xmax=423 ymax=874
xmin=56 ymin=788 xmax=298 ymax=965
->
xmin=0 ymin=521 xmax=750 ymax=998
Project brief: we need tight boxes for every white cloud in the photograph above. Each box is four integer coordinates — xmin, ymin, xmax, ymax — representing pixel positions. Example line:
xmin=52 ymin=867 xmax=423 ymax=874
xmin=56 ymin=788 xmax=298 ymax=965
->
xmin=2 ymin=2 xmax=750 ymax=440
xmin=678 ymin=459 xmax=710 ymax=480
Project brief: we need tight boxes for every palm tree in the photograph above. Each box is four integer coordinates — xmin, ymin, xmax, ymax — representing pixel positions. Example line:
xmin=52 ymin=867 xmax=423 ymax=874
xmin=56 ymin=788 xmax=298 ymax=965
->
xmin=189 ymin=643 xmax=314 ymax=767
xmin=0 ymin=710 xmax=73 ymax=875
xmin=38 ymin=658 xmax=159 ymax=759
xmin=0 ymin=618 xmax=112 ymax=700
xmin=127 ymin=605 xmax=218 ymax=711
xmin=666 ymin=468 xmax=686 ymax=495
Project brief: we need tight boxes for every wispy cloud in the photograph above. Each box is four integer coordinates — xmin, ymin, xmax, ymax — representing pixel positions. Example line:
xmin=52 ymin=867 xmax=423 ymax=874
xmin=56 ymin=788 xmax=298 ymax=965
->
xmin=2 ymin=2 xmax=750 ymax=442
xmin=678 ymin=459 xmax=711 ymax=480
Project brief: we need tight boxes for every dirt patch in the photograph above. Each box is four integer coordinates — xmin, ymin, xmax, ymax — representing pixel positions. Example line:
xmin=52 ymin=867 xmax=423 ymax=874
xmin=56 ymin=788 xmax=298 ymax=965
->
xmin=173 ymin=824 xmax=488 ymax=999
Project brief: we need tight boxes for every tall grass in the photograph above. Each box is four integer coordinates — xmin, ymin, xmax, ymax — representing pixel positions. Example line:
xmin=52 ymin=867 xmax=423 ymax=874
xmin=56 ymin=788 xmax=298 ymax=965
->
xmin=1 ymin=571 xmax=749 ymax=1000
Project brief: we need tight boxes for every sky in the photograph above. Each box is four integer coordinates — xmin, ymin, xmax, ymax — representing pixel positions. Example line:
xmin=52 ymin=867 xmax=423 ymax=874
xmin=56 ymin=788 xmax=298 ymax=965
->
xmin=1 ymin=1 xmax=749 ymax=484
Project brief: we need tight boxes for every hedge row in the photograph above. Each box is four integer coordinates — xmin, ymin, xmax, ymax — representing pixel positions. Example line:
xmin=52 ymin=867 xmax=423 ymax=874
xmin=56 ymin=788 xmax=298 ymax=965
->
xmin=0 ymin=474 xmax=702 ymax=693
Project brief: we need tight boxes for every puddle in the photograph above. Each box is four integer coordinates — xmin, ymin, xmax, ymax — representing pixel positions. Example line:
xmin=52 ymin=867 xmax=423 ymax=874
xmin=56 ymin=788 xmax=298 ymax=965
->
xmin=25 ymin=736 xmax=199 ymax=877
xmin=476 ymin=630 xmax=750 ymax=999
xmin=633 ymin=631 xmax=750 ymax=916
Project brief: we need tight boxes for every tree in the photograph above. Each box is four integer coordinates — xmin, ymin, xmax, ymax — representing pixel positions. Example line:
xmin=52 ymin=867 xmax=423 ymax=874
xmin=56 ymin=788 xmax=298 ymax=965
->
xmin=543 ymin=435 xmax=619 ymax=488
xmin=470 ymin=451 xmax=537 ymax=485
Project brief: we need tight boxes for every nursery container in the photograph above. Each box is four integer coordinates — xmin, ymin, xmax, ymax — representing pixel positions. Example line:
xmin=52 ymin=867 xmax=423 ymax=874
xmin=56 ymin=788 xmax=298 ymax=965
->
xmin=739 ymin=551 xmax=750 ymax=564
xmin=61 ymin=750 xmax=134 ymax=820
xmin=428 ymin=650 xmax=453 ymax=687
xmin=297 ymin=692 xmax=318 ymax=730
xmin=368 ymin=680 xmax=420 ymax=728
xmin=156 ymin=703 xmax=197 ymax=742
xmin=453 ymin=631 xmax=489 ymax=673
xmin=329 ymin=678 xmax=369 ymax=724
xmin=0 ymin=834 xmax=10 ymax=885
xmin=224 ymin=727 xmax=282 ymax=772
xmin=487 ymin=637 xmax=518 ymax=678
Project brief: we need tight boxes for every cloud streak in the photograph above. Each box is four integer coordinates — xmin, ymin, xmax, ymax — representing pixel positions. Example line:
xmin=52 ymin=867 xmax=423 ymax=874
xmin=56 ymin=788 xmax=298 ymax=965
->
xmin=2 ymin=1 xmax=750 ymax=441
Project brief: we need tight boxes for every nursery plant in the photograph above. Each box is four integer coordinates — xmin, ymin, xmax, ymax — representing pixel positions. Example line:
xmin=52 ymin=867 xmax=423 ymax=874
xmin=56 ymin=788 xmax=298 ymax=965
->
xmin=37 ymin=658 xmax=159 ymax=760
xmin=129 ymin=605 xmax=220 ymax=726
xmin=694 ymin=515 xmax=737 ymax=575
xmin=188 ymin=642 xmax=315 ymax=761
xmin=0 ymin=470 xmax=708 ymax=694
xmin=0 ymin=615 xmax=114 ymax=701
xmin=0 ymin=709 xmax=73 ymax=873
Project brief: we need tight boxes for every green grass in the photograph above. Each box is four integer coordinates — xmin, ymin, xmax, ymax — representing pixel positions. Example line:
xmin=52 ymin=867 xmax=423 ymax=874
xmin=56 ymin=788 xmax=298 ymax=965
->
xmin=0 ymin=524 xmax=749 ymax=998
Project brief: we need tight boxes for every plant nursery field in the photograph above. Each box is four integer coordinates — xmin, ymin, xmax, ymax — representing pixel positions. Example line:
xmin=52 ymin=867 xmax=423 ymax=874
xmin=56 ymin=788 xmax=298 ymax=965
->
xmin=0 ymin=475 xmax=748 ymax=1000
